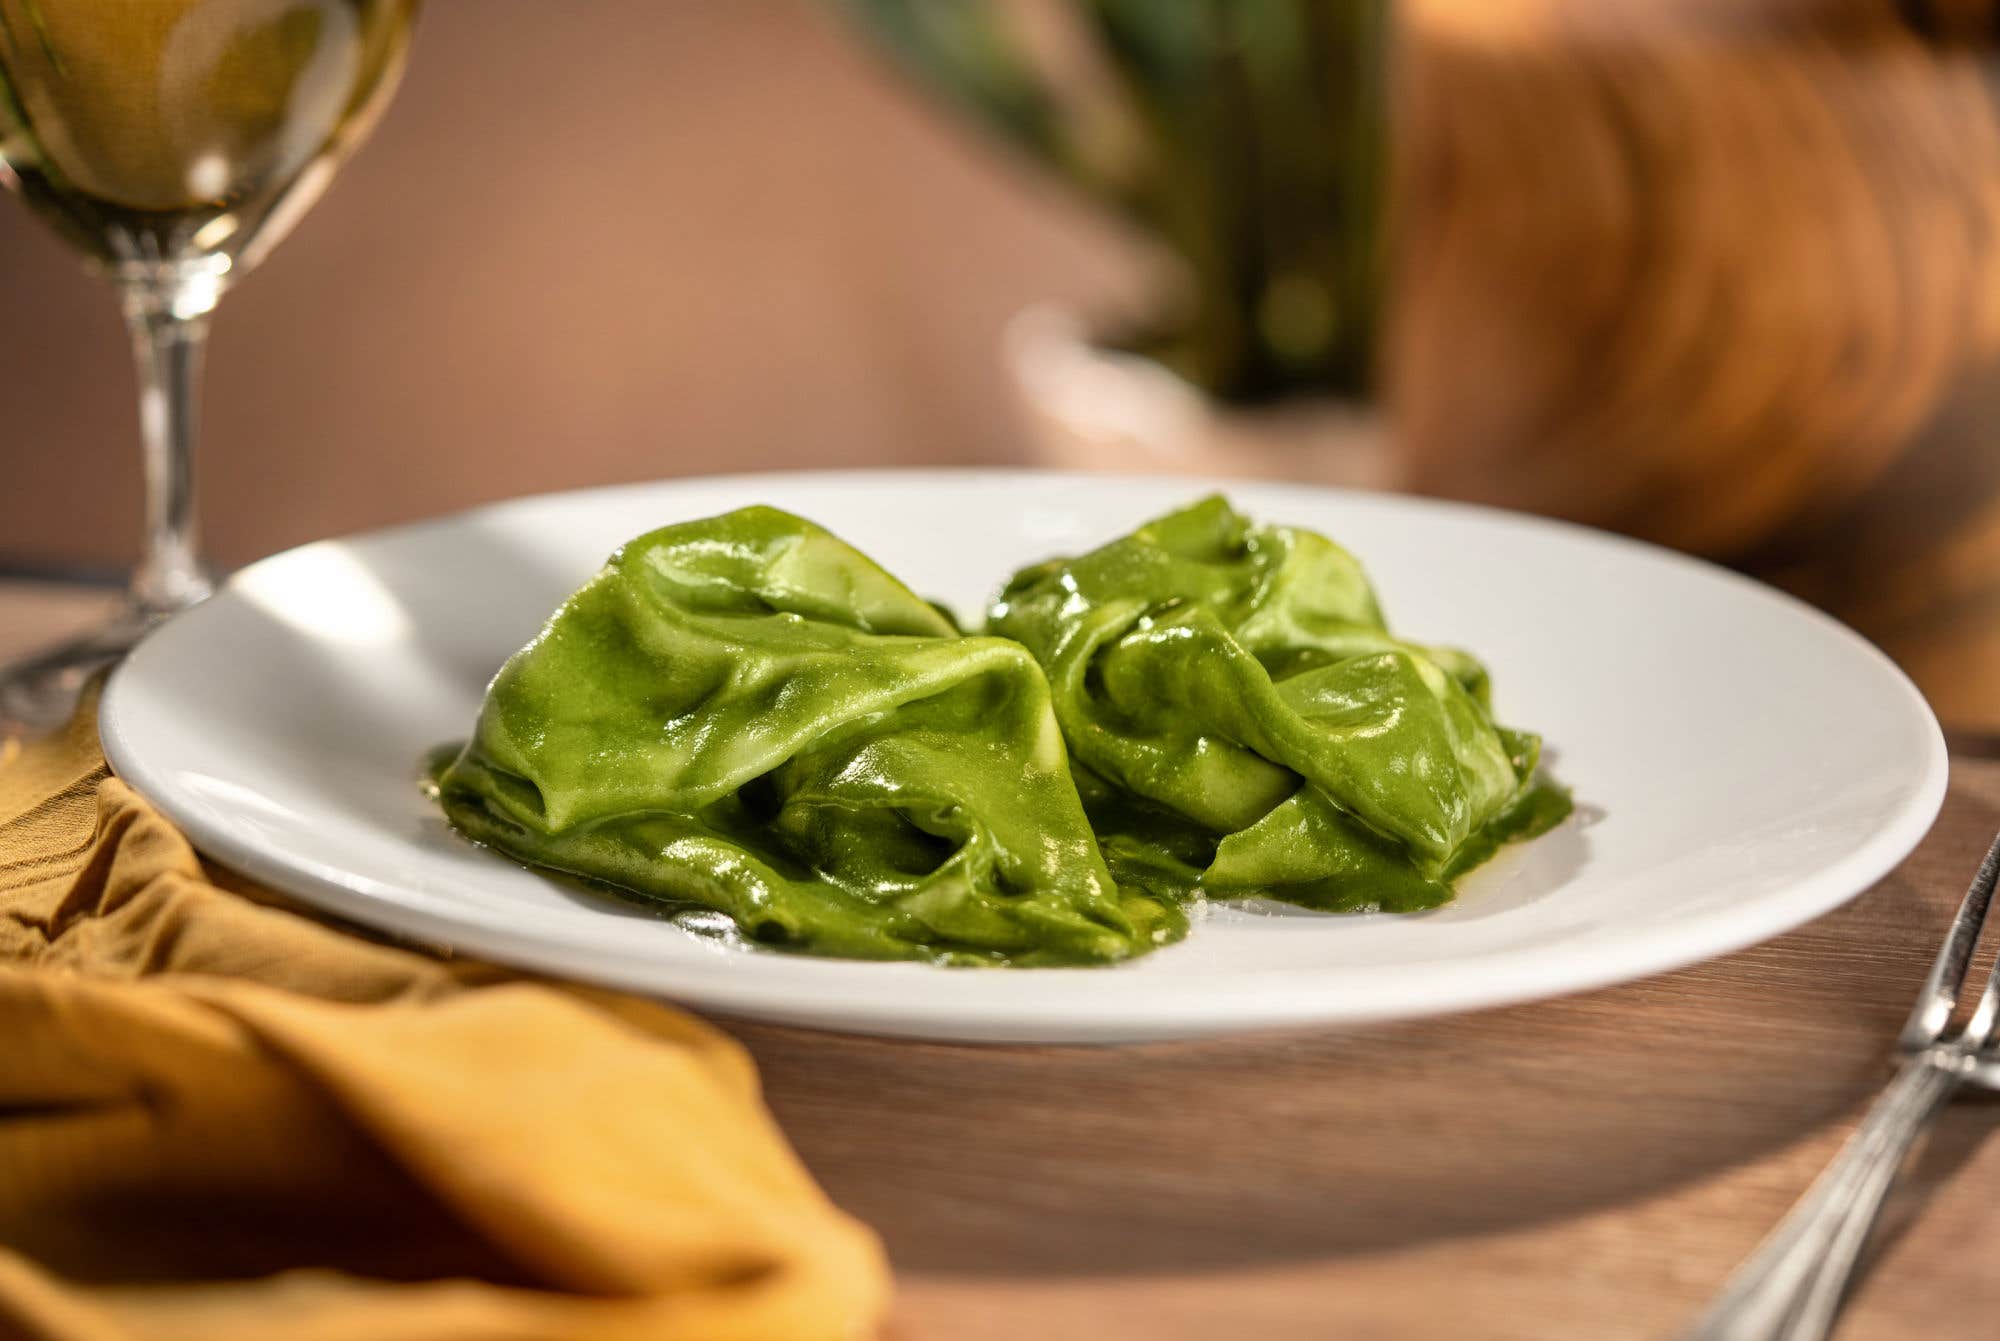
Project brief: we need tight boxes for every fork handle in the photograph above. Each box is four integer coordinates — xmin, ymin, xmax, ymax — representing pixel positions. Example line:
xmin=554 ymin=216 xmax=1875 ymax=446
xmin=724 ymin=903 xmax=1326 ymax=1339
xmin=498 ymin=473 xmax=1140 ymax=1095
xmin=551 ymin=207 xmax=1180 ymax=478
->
xmin=1683 ymin=1047 xmax=1964 ymax=1341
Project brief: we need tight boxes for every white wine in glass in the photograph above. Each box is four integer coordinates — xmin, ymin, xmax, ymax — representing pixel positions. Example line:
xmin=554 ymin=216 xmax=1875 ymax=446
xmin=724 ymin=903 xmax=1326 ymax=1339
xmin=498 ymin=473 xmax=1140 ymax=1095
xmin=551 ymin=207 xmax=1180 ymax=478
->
xmin=0 ymin=0 xmax=419 ymax=732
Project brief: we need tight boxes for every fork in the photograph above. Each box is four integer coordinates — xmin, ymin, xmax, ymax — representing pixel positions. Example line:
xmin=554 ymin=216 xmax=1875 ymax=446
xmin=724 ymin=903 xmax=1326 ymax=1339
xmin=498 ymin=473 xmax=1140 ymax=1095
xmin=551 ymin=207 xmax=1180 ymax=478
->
xmin=1683 ymin=831 xmax=2000 ymax=1341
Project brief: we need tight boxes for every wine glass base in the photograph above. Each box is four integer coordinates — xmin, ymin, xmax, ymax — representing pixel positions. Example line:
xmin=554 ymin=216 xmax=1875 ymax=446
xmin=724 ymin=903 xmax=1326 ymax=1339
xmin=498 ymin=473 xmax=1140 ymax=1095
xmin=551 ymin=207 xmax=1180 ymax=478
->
xmin=0 ymin=602 xmax=176 ymax=741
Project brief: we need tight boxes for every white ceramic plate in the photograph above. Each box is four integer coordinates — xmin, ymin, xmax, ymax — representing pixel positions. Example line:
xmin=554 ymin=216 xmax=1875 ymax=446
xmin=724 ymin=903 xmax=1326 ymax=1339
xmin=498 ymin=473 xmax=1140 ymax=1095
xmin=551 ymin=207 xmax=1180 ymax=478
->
xmin=100 ymin=470 xmax=1947 ymax=1043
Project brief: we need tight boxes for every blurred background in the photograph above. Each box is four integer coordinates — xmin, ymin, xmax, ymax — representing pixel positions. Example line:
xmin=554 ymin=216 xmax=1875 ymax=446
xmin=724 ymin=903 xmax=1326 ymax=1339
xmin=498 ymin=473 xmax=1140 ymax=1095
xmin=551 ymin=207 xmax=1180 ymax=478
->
xmin=4 ymin=0 xmax=2000 ymax=723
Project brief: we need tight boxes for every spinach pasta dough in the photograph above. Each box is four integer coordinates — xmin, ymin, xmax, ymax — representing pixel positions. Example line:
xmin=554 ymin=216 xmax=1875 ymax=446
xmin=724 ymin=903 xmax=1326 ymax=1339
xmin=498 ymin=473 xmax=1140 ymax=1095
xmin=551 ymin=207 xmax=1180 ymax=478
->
xmin=432 ymin=507 xmax=1184 ymax=966
xmin=988 ymin=496 xmax=1570 ymax=913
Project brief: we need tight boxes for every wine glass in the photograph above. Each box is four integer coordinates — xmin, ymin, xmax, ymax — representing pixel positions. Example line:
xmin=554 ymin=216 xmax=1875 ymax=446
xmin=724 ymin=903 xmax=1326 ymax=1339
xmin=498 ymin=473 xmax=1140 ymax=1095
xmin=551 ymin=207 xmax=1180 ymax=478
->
xmin=0 ymin=0 xmax=420 ymax=735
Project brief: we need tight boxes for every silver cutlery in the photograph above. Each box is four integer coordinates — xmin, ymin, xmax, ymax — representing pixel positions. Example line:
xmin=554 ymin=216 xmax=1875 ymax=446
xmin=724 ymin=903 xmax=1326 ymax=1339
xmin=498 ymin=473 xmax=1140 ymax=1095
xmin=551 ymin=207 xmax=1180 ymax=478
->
xmin=1685 ymin=831 xmax=2000 ymax=1341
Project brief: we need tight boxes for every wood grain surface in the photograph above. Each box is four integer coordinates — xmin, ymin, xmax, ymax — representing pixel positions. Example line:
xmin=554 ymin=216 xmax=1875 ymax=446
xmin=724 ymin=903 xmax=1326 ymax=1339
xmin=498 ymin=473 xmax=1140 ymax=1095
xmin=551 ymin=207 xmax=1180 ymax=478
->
xmin=7 ymin=583 xmax=1999 ymax=1341
xmin=1397 ymin=0 xmax=2000 ymax=552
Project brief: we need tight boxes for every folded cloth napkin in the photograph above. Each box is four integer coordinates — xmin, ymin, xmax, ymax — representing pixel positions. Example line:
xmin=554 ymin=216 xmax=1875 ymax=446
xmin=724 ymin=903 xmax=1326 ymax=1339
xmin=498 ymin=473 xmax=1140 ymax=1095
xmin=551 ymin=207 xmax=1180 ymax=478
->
xmin=0 ymin=688 xmax=890 ymax=1341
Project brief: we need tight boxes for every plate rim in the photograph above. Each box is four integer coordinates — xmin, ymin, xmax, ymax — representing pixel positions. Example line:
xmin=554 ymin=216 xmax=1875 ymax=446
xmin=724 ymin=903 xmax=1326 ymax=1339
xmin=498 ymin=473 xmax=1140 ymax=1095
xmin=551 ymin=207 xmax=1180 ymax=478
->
xmin=99 ymin=468 xmax=1951 ymax=1042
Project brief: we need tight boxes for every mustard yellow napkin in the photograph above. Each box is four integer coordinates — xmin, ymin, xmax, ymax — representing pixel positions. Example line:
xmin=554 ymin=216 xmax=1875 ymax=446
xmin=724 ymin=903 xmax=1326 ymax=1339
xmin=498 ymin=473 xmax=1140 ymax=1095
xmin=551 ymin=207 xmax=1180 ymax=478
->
xmin=0 ymin=689 xmax=889 ymax=1341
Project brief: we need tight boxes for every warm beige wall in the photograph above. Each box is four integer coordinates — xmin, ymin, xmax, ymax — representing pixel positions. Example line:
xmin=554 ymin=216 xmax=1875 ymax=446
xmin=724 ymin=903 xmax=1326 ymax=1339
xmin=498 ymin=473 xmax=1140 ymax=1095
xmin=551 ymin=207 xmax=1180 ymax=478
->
xmin=0 ymin=0 xmax=1144 ymax=574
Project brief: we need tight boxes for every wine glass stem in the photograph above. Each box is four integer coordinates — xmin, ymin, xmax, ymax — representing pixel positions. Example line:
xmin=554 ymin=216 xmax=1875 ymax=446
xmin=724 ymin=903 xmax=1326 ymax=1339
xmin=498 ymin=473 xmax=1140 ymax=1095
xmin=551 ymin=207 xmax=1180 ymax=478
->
xmin=121 ymin=282 xmax=215 ymax=615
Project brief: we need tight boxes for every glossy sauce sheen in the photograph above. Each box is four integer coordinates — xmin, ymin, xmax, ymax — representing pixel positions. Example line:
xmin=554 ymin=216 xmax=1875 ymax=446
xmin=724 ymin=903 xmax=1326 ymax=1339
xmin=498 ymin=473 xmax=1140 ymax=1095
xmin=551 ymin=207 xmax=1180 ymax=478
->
xmin=434 ymin=499 xmax=1571 ymax=966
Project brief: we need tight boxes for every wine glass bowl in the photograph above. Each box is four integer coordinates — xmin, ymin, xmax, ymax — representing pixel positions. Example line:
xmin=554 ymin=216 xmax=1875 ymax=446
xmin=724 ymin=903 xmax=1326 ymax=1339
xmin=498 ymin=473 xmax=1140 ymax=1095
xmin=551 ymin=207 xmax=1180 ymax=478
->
xmin=0 ymin=0 xmax=416 ymax=285
xmin=0 ymin=0 xmax=419 ymax=734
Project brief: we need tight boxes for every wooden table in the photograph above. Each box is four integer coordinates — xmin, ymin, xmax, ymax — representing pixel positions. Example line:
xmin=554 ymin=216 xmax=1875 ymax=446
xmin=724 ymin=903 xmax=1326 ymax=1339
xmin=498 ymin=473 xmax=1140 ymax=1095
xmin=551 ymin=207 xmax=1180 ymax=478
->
xmin=7 ymin=578 xmax=1999 ymax=1340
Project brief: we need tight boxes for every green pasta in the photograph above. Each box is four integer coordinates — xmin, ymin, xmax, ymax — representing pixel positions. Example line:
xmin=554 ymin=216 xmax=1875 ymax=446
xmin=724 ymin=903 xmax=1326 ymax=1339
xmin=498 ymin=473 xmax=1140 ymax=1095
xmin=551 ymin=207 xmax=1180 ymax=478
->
xmin=988 ymin=496 xmax=1570 ymax=914
xmin=431 ymin=507 xmax=1183 ymax=966
xmin=434 ymin=497 xmax=1571 ymax=966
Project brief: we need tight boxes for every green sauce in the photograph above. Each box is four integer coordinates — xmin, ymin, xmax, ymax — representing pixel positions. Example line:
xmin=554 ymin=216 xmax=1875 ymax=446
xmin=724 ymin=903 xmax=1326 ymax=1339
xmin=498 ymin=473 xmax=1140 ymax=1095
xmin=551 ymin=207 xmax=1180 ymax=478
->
xmin=432 ymin=498 xmax=1572 ymax=966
